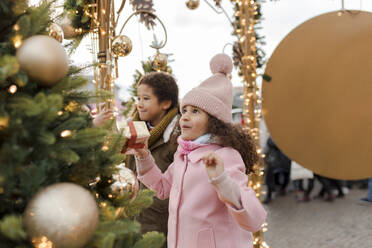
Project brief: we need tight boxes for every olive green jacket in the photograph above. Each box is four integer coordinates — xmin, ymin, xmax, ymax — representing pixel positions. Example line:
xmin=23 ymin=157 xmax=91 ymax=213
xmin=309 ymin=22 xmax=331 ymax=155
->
xmin=126 ymin=115 xmax=180 ymax=246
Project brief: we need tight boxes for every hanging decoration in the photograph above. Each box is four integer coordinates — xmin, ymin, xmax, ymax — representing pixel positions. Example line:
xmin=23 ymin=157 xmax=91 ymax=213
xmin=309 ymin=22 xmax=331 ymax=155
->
xmin=24 ymin=183 xmax=99 ymax=248
xmin=186 ymin=0 xmax=200 ymax=9
xmin=47 ymin=23 xmax=64 ymax=43
xmin=111 ymin=163 xmax=139 ymax=200
xmin=59 ymin=15 xmax=81 ymax=39
xmin=151 ymin=51 xmax=168 ymax=71
xmin=16 ymin=35 xmax=69 ymax=87
xmin=62 ymin=0 xmax=156 ymax=46
xmin=112 ymin=35 xmax=133 ymax=57
xmin=149 ymin=33 xmax=168 ymax=72
xmin=129 ymin=0 xmax=157 ymax=29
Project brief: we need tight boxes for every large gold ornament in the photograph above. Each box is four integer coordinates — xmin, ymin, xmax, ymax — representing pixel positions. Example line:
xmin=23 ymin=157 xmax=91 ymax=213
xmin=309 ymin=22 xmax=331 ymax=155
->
xmin=24 ymin=183 xmax=99 ymax=248
xmin=112 ymin=35 xmax=132 ymax=57
xmin=60 ymin=16 xmax=79 ymax=39
xmin=263 ymin=11 xmax=372 ymax=180
xmin=186 ymin=0 xmax=200 ymax=10
xmin=111 ymin=163 xmax=139 ymax=200
xmin=48 ymin=23 xmax=64 ymax=43
xmin=151 ymin=51 xmax=167 ymax=72
xmin=16 ymin=35 xmax=68 ymax=87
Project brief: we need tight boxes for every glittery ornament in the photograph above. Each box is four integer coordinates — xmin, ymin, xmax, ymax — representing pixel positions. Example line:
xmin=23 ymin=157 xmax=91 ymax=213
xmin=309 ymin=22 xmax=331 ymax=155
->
xmin=64 ymin=101 xmax=79 ymax=112
xmin=24 ymin=183 xmax=99 ymax=248
xmin=186 ymin=0 xmax=199 ymax=10
xmin=111 ymin=163 xmax=139 ymax=200
xmin=112 ymin=35 xmax=132 ymax=57
xmin=48 ymin=23 xmax=64 ymax=43
xmin=151 ymin=51 xmax=167 ymax=71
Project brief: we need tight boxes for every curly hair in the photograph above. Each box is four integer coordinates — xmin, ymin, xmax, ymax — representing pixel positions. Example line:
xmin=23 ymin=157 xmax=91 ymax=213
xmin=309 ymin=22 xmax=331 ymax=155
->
xmin=138 ymin=72 xmax=179 ymax=110
xmin=207 ymin=116 xmax=259 ymax=173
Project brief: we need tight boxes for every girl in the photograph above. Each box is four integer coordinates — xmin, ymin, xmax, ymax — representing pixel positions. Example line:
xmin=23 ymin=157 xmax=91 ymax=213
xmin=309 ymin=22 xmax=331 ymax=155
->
xmin=125 ymin=71 xmax=180 ymax=246
xmin=133 ymin=54 xmax=267 ymax=248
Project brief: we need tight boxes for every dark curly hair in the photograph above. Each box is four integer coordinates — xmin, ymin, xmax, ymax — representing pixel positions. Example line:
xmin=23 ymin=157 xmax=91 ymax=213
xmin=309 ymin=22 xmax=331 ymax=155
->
xmin=207 ymin=115 xmax=259 ymax=173
xmin=138 ymin=72 xmax=179 ymax=111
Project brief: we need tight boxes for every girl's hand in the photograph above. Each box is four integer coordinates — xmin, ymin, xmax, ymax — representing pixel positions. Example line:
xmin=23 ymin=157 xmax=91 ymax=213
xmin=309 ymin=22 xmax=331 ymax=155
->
xmin=202 ymin=151 xmax=224 ymax=179
xmin=133 ymin=148 xmax=149 ymax=159
xmin=132 ymin=140 xmax=149 ymax=158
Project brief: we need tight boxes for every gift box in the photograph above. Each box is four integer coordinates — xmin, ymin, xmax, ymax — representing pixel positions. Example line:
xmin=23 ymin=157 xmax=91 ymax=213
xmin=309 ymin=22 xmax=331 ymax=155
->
xmin=118 ymin=121 xmax=150 ymax=154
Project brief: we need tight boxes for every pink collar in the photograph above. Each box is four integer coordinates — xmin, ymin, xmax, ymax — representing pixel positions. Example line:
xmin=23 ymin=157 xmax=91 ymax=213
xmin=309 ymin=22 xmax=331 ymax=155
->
xmin=177 ymin=136 xmax=209 ymax=155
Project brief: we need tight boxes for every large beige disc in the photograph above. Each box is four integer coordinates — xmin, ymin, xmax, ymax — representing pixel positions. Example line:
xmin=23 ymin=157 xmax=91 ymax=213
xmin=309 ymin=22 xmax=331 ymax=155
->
xmin=262 ymin=11 xmax=372 ymax=180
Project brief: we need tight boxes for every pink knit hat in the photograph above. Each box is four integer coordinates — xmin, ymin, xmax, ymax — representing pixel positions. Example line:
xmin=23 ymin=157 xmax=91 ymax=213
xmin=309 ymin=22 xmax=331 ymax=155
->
xmin=181 ymin=53 xmax=233 ymax=123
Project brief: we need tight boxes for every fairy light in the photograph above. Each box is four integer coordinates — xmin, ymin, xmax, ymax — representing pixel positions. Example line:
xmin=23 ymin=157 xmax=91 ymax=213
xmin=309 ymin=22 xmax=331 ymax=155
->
xmin=60 ymin=130 xmax=72 ymax=137
xmin=12 ymin=35 xmax=22 ymax=48
xmin=8 ymin=85 xmax=17 ymax=94
xmin=32 ymin=236 xmax=53 ymax=248
xmin=13 ymin=24 xmax=20 ymax=31
xmin=57 ymin=111 xmax=63 ymax=116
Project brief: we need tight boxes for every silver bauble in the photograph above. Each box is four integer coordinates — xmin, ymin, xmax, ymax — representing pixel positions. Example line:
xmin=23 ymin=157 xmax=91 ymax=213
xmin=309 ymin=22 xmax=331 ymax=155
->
xmin=16 ymin=35 xmax=68 ymax=87
xmin=111 ymin=163 xmax=139 ymax=200
xmin=24 ymin=183 xmax=99 ymax=248
xmin=111 ymin=35 xmax=132 ymax=57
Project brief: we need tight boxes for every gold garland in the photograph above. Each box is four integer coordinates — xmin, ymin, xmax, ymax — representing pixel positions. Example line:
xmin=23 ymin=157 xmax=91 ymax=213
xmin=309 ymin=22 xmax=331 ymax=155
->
xmin=233 ymin=0 xmax=267 ymax=247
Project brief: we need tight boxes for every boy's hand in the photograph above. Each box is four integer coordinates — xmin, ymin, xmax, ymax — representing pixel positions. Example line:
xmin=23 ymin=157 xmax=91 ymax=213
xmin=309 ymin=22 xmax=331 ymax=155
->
xmin=202 ymin=151 xmax=224 ymax=179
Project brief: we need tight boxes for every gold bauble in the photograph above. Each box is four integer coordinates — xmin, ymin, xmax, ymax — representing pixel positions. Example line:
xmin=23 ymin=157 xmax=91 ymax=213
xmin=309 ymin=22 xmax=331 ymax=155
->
xmin=64 ymin=101 xmax=79 ymax=112
xmin=24 ymin=183 xmax=99 ymax=248
xmin=111 ymin=163 xmax=139 ymax=200
xmin=60 ymin=16 xmax=78 ymax=39
xmin=151 ymin=51 xmax=168 ymax=72
xmin=16 ymin=35 xmax=68 ymax=87
xmin=48 ymin=23 xmax=64 ymax=43
xmin=186 ymin=0 xmax=199 ymax=10
xmin=112 ymin=35 xmax=132 ymax=57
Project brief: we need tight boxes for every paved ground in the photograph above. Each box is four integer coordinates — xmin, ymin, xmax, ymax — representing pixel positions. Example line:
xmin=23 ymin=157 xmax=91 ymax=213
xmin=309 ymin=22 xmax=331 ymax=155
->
xmin=262 ymin=187 xmax=372 ymax=248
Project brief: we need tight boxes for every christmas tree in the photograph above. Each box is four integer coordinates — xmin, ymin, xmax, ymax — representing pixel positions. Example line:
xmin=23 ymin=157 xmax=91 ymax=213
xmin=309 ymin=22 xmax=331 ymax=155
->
xmin=0 ymin=1 xmax=164 ymax=247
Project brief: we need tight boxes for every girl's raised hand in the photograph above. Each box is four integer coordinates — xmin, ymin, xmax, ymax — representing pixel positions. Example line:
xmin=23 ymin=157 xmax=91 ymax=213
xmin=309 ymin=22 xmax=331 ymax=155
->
xmin=202 ymin=151 xmax=225 ymax=179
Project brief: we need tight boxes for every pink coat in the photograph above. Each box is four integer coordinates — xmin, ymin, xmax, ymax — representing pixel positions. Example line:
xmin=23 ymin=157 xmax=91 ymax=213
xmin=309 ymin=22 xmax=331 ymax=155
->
xmin=137 ymin=144 xmax=267 ymax=248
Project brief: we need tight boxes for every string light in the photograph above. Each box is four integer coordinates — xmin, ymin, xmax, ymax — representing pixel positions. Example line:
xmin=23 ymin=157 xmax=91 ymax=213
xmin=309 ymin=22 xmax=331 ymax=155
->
xmin=8 ymin=85 xmax=17 ymax=94
xmin=13 ymin=24 xmax=20 ymax=31
xmin=32 ymin=236 xmax=53 ymax=248
xmin=60 ymin=130 xmax=72 ymax=137
xmin=12 ymin=35 xmax=22 ymax=48
xmin=235 ymin=0 xmax=267 ymax=247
